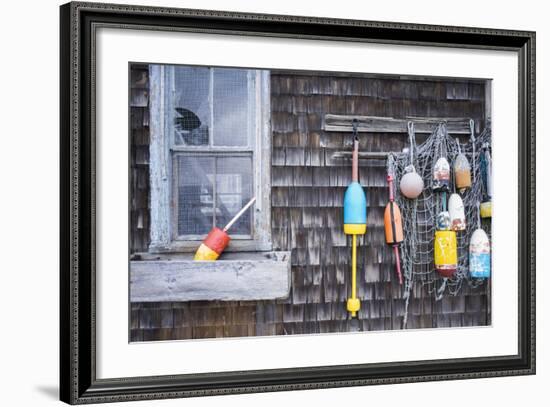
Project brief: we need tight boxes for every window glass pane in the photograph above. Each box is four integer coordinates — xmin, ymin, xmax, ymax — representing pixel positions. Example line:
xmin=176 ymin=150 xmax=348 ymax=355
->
xmin=177 ymin=156 xmax=214 ymax=236
xmin=215 ymin=156 xmax=253 ymax=235
xmin=213 ymin=69 xmax=251 ymax=147
xmin=173 ymin=67 xmax=210 ymax=146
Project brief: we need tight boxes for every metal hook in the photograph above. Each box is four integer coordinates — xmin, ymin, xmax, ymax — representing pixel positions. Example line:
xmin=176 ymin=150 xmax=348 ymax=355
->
xmin=469 ymin=119 xmax=475 ymax=143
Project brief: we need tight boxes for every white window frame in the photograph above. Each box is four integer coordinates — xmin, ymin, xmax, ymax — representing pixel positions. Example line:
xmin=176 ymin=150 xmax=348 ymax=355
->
xmin=148 ymin=65 xmax=271 ymax=253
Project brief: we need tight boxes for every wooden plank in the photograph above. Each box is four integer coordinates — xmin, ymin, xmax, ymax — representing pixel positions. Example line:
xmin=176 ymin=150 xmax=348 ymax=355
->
xmin=148 ymin=65 xmax=171 ymax=251
xmin=130 ymin=251 xmax=291 ymax=302
xmin=331 ymin=151 xmax=391 ymax=159
xmin=323 ymin=114 xmax=473 ymax=134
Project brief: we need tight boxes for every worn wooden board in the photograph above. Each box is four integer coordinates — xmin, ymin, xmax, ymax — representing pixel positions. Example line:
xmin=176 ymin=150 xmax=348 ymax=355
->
xmin=130 ymin=251 xmax=291 ymax=302
xmin=323 ymin=114 xmax=474 ymax=134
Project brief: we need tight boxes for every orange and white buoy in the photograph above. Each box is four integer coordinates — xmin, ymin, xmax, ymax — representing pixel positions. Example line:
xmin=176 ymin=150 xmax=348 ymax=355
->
xmin=194 ymin=197 xmax=256 ymax=261
xmin=454 ymin=139 xmax=471 ymax=193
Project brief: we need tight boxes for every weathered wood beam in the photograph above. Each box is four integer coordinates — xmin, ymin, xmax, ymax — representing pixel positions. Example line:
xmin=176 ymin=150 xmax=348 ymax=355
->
xmin=323 ymin=114 xmax=473 ymax=134
xmin=130 ymin=251 xmax=291 ymax=302
xmin=331 ymin=151 xmax=390 ymax=159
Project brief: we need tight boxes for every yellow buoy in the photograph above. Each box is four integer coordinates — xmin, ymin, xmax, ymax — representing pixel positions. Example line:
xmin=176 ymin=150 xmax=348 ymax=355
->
xmin=480 ymin=202 xmax=492 ymax=218
xmin=434 ymin=230 xmax=458 ymax=278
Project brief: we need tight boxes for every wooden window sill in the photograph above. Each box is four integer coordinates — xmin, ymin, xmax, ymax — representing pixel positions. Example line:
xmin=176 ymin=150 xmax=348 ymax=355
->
xmin=130 ymin=251 xmax=290 ymax=302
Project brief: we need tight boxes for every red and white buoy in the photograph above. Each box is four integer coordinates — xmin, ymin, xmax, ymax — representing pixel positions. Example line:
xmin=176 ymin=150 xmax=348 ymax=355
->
xmin=194 ymin=197 xmax=257 ymax=261
xmin=448 ymin=193 xmax=466 ymax=231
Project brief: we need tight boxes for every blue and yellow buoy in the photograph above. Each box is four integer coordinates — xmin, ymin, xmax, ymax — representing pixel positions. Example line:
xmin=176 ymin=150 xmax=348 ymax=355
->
xmin=469 ymin=228 xmax=491 ymax=278
xmin=470 ymin=202 xmax=491 ymax=278
xmin=344 ymin=133 xmax=367 ymax=317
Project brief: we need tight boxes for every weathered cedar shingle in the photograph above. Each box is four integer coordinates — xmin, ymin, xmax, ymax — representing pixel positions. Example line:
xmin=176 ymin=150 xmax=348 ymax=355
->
xmin=141 ymin=328 xmax=169 ymax=341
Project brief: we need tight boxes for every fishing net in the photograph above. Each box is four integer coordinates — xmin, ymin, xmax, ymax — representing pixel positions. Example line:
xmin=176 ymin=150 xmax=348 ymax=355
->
xmin=387 ymin=121 xmax=492 ymax=326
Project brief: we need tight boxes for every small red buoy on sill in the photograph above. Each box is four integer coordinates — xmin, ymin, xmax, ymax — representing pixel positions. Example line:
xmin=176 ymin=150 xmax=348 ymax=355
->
xmin=194 ymin=197 xmax=256 ymax=261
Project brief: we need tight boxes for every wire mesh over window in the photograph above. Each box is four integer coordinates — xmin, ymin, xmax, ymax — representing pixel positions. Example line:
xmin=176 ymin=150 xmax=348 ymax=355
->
xmin=173 ymin=67 xmax=210 ymax=146
xmin=176 ymin=155 xmax=253 ymax=237
xmin=215 ymin=156 xmax=253 ymax=235
xmin=177 ymin=156 xmax=215 ymax=235
xmin=172 ymin=67 xmax=253 ymax=147
xmin=213 ymin=69 xmax=251 ymax=147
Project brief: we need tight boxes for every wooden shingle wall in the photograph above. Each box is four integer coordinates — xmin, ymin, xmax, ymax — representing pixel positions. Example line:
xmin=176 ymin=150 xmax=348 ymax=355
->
xmin=130 ymin=65 xmax=151 ymax=253
xmin=130 ymin=68 xmax=490 ymax=341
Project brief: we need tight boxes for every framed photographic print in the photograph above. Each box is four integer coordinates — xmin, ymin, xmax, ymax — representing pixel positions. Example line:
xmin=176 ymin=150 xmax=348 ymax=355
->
xmin=60 ymin=1 xmax=535 ymax=404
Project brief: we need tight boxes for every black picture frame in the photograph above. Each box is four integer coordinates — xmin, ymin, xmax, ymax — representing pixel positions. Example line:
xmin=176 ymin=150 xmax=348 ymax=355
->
xmin=60 ymin=2 xmax=536 ymax=404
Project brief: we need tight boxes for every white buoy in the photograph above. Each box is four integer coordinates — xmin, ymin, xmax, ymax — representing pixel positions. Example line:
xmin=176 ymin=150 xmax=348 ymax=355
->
xmin=401 ymin=122 xmax=424 ymax=200
xmin=469 ymin=228 xmax=490 ymax=278
xmin=449 ymin=193 xmax=466 ymax=231
xmin=400 ymin=165 xmax=424 ymax=199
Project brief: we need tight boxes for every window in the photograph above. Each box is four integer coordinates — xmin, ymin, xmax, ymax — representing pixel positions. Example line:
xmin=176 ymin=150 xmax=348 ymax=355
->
xmin=148 ymin=65 xmax=271 ymax=252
